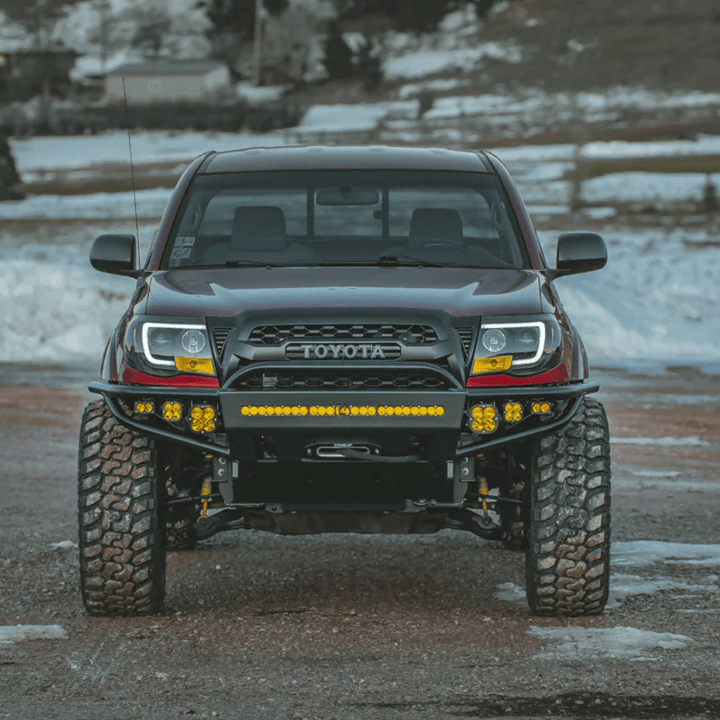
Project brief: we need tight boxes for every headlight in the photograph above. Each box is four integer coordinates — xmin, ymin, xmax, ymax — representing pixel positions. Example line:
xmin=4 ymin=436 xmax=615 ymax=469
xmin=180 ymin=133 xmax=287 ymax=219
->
xmin=472 ymin=317 xmax=560 ymax=374
xmin=126 ymin=319 xmax=215 ymax=375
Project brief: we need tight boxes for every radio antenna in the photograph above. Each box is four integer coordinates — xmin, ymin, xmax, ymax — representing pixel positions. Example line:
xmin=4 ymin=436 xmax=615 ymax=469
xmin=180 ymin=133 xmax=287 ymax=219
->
xmin=122 ymin=77 xmax=141 ymax=243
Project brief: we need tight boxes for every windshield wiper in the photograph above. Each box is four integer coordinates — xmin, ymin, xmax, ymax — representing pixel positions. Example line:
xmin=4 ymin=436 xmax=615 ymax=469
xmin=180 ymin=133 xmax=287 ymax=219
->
xmin=221 ymin=260 xmax=283 ymax=268
xmin=374 ymin=255 xmax=458 ymax=268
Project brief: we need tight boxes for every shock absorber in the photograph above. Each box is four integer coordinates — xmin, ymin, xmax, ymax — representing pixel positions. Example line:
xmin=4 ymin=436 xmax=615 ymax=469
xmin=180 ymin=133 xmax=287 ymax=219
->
xmin=478 ymin=475 xmax=489 ymax=515
xmin=200 ymin=476 xmax=212 ymax=519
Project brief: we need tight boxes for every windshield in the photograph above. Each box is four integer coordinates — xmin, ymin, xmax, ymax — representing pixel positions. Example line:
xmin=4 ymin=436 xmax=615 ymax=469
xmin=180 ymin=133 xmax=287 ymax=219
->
xmin=163 ymin=170 xmax=530 ymax=270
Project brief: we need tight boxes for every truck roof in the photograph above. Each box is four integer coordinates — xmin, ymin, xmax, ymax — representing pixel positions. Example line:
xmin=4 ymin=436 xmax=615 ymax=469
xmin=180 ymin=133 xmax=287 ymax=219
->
xmin=201 ymin=145 xmax=494 ymax=174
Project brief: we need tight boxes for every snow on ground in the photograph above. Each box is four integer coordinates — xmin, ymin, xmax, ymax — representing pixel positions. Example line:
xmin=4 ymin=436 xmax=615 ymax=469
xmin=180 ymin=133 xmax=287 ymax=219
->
xmin=420 ymin=88 xmax=720 ymax=126
xmin=607 ymin=574 xmax=717 ymax=608
xmin=496 ymin=541 xmax=720 ymax=614
xmin=8 ymin=131 xmax=288 ymax=173
xmin=613 ymin=541 xmax=720 ymax=568
xmin=612 ymin=436 xmax=712 ymax=447
xmin=8 ymin=119 xmax=720 ymax=179
xmin=582 ymin=172 xmax=720 ymax=206
xmin=632 ymin=470 xmax=680 ymax=478
xmin=384 ymin=43 xmax=522 ymax=80
xmin=0 ymin=188 xmax=172 ymax=221
xmin=0 ymin=625 xmax=68 ymax=643
xmin=297 ymin=101 xmax=418 ymax=133
xmin=583 ymin=135 xmax=720 ymax=159
xmin=0 ymin=258 xmax=132 ymax=363
xmin=50 ymin=540 xmax=78 ymax=550
xmin=495 ymin=582 xmax=527 ymax=606
xmin=527 ymin=626 xmax=691 ymax=660
xmin=398 ymin=78 xmax=466 ymax=100
xmin=539 ymin=227 xmax=720 ymax=364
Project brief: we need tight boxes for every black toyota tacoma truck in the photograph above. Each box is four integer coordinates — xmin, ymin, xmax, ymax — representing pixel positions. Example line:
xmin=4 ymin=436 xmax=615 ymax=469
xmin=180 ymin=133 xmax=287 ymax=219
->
xmin=79 ymin=145 xmax=610 ymax=617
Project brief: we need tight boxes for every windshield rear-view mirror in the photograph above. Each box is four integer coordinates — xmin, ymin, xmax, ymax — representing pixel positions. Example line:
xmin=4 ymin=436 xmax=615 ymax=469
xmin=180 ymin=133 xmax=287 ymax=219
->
xmin=316 ymin=187 xmax=380 ymax=206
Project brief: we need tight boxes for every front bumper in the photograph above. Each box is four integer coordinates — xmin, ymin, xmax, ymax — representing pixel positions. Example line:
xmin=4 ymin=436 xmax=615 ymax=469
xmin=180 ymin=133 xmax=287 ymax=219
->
xmin=89 ymin=363 xmax=598 ymax=460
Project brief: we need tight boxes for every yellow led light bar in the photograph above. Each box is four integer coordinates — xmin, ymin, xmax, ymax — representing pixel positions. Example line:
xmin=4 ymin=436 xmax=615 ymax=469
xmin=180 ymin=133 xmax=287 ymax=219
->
xmin=469 ymin=404 xmax=498 ymax=434
xmin=239 ymin=404 xmax=445 ymax=418
xmin=504 ymin=402 xmax=523 ymax=423
xmin=162 ymin=401 xmax=182 ymax=422
xmin=472 ymin=355 xmax=512 ymax=374
xmin=134 ymin=400 xmax=154 ymax=414
xmin=175 ymin=357 xmax=215 ymax=375
xmin=189 ymin=405 xmax=217 ymax=433
xmin=531 ymin=401 xmax=552 ymax=415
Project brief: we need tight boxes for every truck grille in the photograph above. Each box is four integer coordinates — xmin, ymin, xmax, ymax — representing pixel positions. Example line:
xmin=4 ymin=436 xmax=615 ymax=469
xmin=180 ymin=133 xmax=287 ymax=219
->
xmin=249 ymin=324 xmax=439 ymax=345
xmin=457 ymin=327 xmax=474 ymax=359
xmin=232 ymin=369 xmax=450 ymax=391
xmin=212 ymin=327 xmax=233 ymax=359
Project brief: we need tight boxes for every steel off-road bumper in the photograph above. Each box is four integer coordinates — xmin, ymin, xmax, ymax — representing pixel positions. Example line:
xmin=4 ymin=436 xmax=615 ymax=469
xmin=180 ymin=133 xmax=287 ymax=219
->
xmin=89 ymin=370 xmax=599 ymax=461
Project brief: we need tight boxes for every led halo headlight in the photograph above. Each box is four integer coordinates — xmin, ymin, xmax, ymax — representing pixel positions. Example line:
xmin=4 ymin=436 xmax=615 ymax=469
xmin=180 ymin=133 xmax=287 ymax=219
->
xmin=472 ymin=317 xmax=560 ymax=373
xmin=128 ymin=319 xmax=215 ymax=375
xmin=142 ymin=322 xmax=209 ymax=366
xmin=481 ymin=321 xmax=545 ymax=367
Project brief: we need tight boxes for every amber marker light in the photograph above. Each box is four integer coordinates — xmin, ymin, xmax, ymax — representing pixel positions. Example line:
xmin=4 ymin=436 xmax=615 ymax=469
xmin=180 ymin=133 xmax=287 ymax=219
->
xmin=135 ymin=400 xmax=154 ymax=414
xmin=174 ymin=357 xmax=215 ymax=375
xmin=472 ymin=355 xmax=512 ymax=374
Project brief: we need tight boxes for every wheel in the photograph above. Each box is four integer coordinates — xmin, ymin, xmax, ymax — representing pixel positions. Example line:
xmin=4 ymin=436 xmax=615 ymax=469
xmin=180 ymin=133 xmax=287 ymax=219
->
xmin=77 ymin=399 xmax=167 ymax=616
xmin=525 ymin=397 xmax=611 ymax=616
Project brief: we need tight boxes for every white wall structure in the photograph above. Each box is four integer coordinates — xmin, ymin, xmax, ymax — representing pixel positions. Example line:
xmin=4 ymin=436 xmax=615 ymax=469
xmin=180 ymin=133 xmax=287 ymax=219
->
xmin=105 ymin=61 xmax=231 ymax=103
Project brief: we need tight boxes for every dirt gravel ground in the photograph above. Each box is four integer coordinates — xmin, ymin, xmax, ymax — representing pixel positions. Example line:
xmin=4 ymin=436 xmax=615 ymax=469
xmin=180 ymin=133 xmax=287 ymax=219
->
xmin=1 ymin=364 xmax=720 ymax=720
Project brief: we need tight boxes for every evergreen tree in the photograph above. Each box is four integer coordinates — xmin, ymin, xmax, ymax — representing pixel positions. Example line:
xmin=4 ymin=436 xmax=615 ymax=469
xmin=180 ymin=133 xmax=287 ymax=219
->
xmin=196 ymin=0 xmax=289 ymax=78
xmin=323 ymin=21 xmax=354 ymax=81
xmin=0 ymin=133 xmax=24 ymax=201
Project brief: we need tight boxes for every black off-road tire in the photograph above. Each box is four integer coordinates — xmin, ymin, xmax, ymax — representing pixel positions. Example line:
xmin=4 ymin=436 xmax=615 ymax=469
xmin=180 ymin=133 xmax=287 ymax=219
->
xmin=78 ymin=399 xmax=166 ymax=616
xmin=525 ymin=397 xmax=611 ymax=616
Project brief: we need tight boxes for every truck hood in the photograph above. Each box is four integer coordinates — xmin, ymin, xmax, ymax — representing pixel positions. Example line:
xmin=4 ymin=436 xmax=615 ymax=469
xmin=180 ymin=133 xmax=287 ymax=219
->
xmin=144 ymin=267 xmax=546 ymax=319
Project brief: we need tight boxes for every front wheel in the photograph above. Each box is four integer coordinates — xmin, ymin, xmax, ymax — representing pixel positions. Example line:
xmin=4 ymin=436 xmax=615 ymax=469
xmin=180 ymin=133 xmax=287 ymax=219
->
xmin=78 ymin=399 xmax=167 ymax=616
xmin=525 ymin=397 xmax=611 ymax=616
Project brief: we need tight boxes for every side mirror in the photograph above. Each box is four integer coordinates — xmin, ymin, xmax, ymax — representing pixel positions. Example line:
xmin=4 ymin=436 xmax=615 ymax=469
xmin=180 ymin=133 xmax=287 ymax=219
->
xmin=90 ymin=234 xmax=140 ymax=277
xmin=548 ymin=232 xmax=607 ymax=280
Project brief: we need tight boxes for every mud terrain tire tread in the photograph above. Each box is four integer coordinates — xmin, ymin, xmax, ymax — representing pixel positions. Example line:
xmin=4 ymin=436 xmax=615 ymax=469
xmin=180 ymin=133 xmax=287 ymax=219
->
xmin=78 ymin=399 xmax=166 ymax=616
xmin=525 ymin=397 xmax=611 ymax=616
